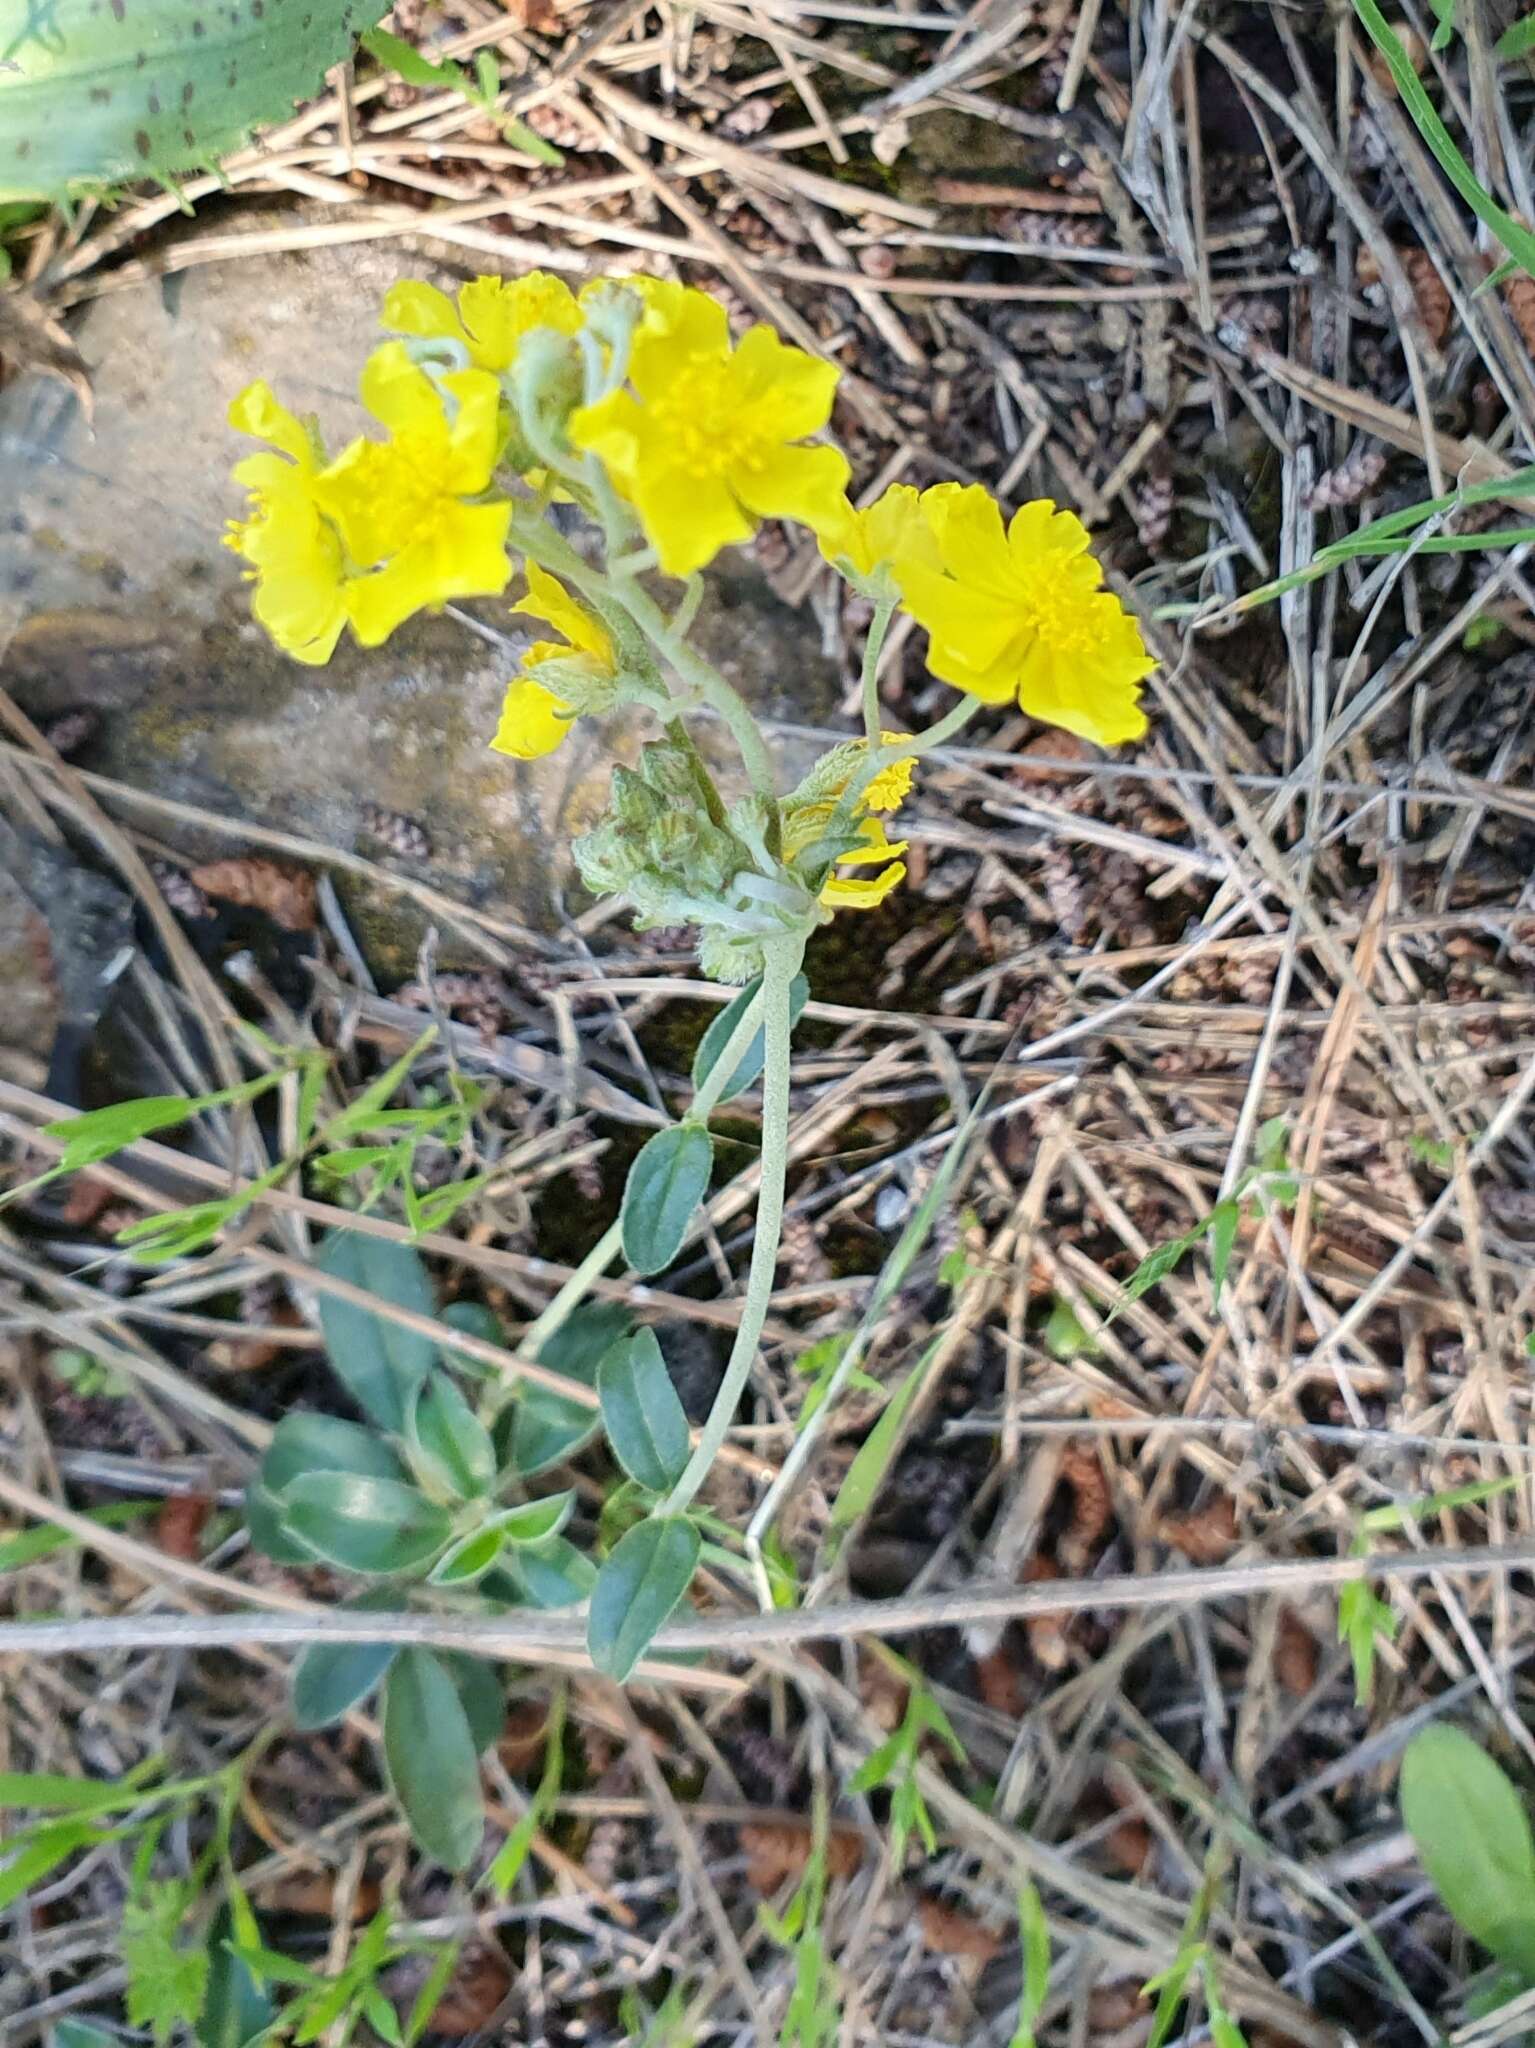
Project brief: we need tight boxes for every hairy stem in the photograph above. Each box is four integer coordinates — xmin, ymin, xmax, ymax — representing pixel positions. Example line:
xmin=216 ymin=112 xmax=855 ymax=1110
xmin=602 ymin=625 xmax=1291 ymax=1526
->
xmin=608 ymin=570 xmax=780 ymax=798
xmin=658 ymin=933 xmax=804 ymax=1515
xmin=860 ymin=594 xmax=897 ymax=744
xmin=508 ymin=978 xmax=775 ymax=1375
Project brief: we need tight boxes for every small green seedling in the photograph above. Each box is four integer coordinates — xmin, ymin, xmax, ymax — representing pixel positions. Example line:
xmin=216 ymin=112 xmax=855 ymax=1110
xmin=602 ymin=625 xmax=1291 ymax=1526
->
xmin=847 ymin=1654 xmax=965 ymax=1867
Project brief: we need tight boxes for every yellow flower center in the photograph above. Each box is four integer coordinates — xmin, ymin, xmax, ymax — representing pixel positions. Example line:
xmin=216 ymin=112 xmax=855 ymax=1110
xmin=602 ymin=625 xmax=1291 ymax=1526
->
xmin=644 ymin=362 xmax=766 ymax=480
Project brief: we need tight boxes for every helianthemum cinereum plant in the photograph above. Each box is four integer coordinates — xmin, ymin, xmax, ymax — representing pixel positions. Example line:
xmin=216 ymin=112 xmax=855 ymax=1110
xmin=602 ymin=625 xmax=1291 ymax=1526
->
xmin=223 ymin=270 xmax=1155 ymax=1707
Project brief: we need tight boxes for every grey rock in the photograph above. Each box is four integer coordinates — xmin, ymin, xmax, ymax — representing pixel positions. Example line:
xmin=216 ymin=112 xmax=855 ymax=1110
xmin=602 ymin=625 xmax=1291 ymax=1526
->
xmin=0 ymin=236 xmax=839 ymax=972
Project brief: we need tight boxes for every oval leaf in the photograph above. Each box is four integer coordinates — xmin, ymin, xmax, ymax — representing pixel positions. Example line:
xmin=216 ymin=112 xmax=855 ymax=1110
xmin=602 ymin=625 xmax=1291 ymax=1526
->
xmin=428 ymin=1526 xmax=506 ymax=1586
xmin=438 ymin=1301 xmax=504 ymax=1379
xmin=598 ymin=1330 xmax=691 ymax=1493
xmin=441 ymin=1653 xmax=505 ymax=1755
xmin=511 ymin=1305 xmax=628 ymax=1477
xmin=280 ymin=1473 xmax=453 ymax=1576
xmin=261 ymin=1412 xmax=407 ymax=1493
xmin=381 ymin=1649 xmax=485 ymax=1871
xmin=1402 ymin=1724 xmax=1535 ymax=1974
xmin=487 ymin=1537 xmax=596 ymax=1611
xmin=492 ymin=1492 xmax=575 ymax=1547
xmin=407 ymin=1375 xmax=495 ymax=1500
xmin=619 ymin=1124 xmax=713 ymax=1277
xmin=292 ymin=1598 xmax=399 ymax=1728
xmin=588 ymin=1517 xmax=700 ymax=1681
xmin=692 ymin=972 xmax=810 ymax=1102
xmin=316 ymin=1229 xmax=438 ymax=1434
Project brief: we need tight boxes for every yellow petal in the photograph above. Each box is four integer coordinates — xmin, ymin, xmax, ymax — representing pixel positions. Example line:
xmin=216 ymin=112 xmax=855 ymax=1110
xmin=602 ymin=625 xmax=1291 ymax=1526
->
xmin=821 ymin=860 xmax=906 ymax=910
xmin=453 ymin=272 xmax=583 ymax=370
xmin=567 ymin=388 xmax=644 ymax=492
xmin=627 ymin=290 xmax=730 ymax=399
xmin=930 ymin=483 xmax=1017 ymax=597
xmin=312 ymin=438 xmax=399 ymax=569
xmin=346 ymin=501 xmax=513 ymax=645
xmin=490 ymin=677 xmax=574 ymax=759
xmin=381 ymin=280 xmax=465 ymax=347
xmin=1007 ymin=498 xmax=1093 ymax=570
xmin=513 ymin=563 xmax=613 ymax=665
xmin=863 ymin=737 xmax=916 ymax=812
xmin=359 ymin=342 xmax=452 ymax=445
xmin=228 ymin=380 xmax=313 ymax=468
xmin=633 ymin=465 xmax=753 ymax=578
xmin=897 ymin=560 xmax=1022 ymax=675
xmin=440 ymin=367 xmax=504 ymax=491
xmin=730 ymin=441 xmax=851 ymax=539
xmin=732 ymin=325 xmax=840 ymax=438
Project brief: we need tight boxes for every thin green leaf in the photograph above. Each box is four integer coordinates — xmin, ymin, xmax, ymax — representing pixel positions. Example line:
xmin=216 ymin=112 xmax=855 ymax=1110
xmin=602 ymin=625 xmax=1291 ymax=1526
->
xmin=0 ymin=1820 xmax=108 ymax=1911
xmin=41 ymin=1076 xmax=275 ymax=1174
xmin=404 ymin=1939 xmax=465 ymax=2046
xmin=1009 ymin=1880 xmax=1052 ymax=2048
xmin=598 ymin=1328 xmax=691 ymax=1492
xmin=827 ymin=1336 xmax=941 ymax=1540
xmin=1496 ymin=9 xmax=1535 ymax=57
xmin=1361 ymin=1474 xmax=1519 ymax=1534
xmin=1207 ymin=1199 xmax=1241 ymax=1307
xmin=1353 ymin=0 xmax=1535 ymax=275
xmin=197 ymin=1908 xmax=274 ymax=2048
xmin=382 ymin=1649 xmax=486 ymax=1871
xmin=360 ymin=25 xmax=468 ymax=91
xmin=619 ymin=1123 xmax=713 ymax=1276
xmin=588 ymin=1517 xmax=700 ymax=1681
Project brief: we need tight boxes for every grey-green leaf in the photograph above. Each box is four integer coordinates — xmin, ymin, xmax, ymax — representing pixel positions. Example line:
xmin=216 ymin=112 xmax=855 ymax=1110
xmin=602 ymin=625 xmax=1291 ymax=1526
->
xmin=407 ymin=1375 xmax=495 ymax=1500
xmin=588 ymin=1517 xmax=700 ymax=1681
xmin=598 ymin=1330 xmax=691 ymax=1493
xmin=692 ymin=973 xmax=810 ymax=1101
xmin=620 ymin=1124 xmax=713 ymax=1276
xmin=317 ymin=1230 xmax=438 ymax=1433
xmin=511 ymin=1305 xmax=628 ymax=1476
xmin=381 ymin=1649 xmax=485 ymax=1871
xmin=441 ymin=1654 xmax=505 ymax=1755
xmin=1402 ymin=1724 xmax=1535 ymax=1975
xmin=292 ymin=1599 xmax=399 ymax=1728
xmin=54 ymin=2026 xmax=122 ymax=2048
xmin=280 ymin=1473 xmax=453 ymax=1576
xmin=488 ymin=1537 xmax=596 ymax=1610
xmin=249 ymin=1411 xmax=408 ymax=1564
xmin=493 ymin=1493 xmax=575 ymax=1546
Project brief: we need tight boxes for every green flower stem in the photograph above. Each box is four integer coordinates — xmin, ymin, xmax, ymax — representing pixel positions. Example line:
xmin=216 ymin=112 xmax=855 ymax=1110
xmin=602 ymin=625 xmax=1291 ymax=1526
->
xmin=860 ymin=593 xmax=898 ymax=744
xmin=508 ymin=976 xmax=774 ymax=1369
xmin=607 ymin=570 xmax=780 ymax=799
xmin=659 ymin=932 xmax=805 ymax=1517
xmin=826 ymin=690 xmax=984 ymax=843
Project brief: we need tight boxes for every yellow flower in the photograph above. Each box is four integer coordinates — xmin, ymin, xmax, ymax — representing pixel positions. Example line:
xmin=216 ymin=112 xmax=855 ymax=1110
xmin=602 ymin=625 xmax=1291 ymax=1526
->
xmin=817 ymin=483 xmax=939 ymax=584
xmin=783 ymin=802 xmax=908 ymax=913
xmin=491 ymin=564 xmax=615 ymax=761
xmin=849 ymin=732 xmax=915 ymax=813
xmin=225 ymin=381 xmax=350 ymax=667
xmin=382 ymin=272 xmax=582 ymax=372
xmin=897 ymin=484 xmax=1153 ymax=746
xmin=313 ymin=343 xmax=513 ymax=647
xmin=568 ymin=288 xmax=850 ymax=577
